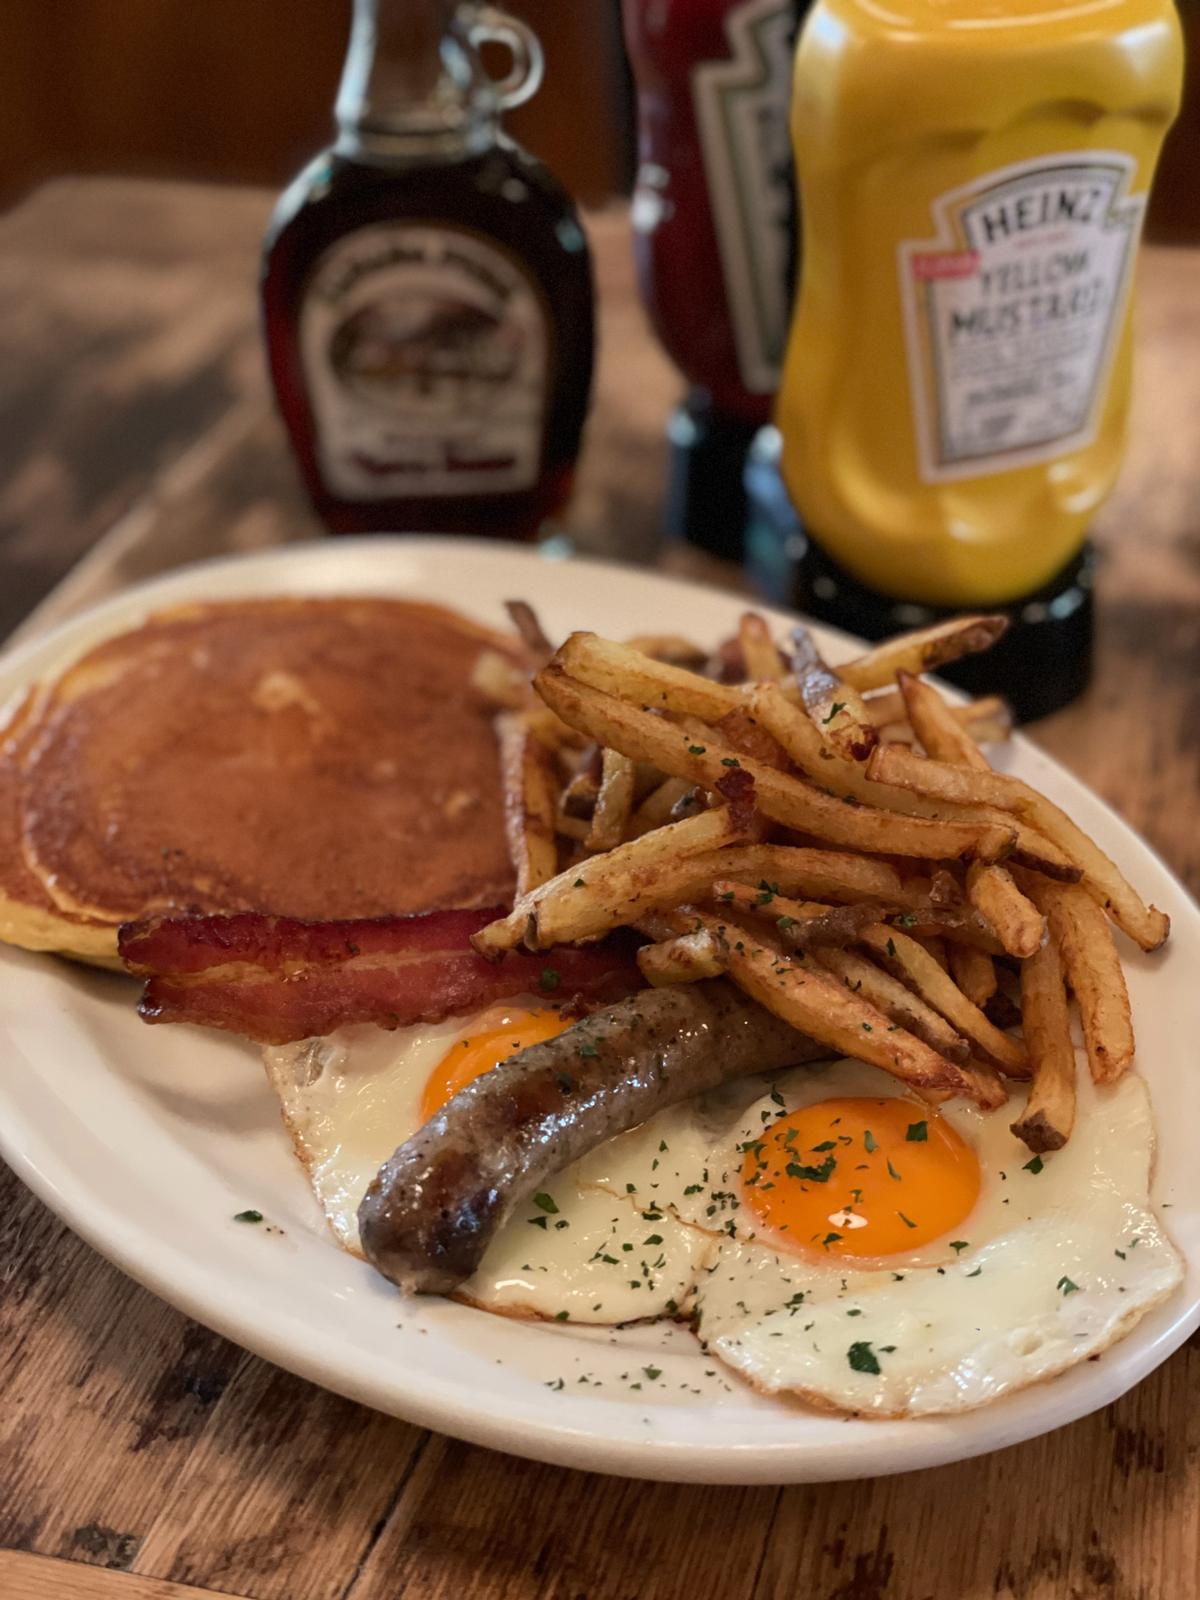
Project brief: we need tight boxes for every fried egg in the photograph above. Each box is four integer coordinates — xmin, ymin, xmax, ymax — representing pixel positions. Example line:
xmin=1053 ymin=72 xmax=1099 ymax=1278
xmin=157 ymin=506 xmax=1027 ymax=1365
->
xmin=263 ymin=1001 xmax=714 ymax=1324
xmin=660 ymin=1057 xmax=1182 ymax=1417
xmin=266 ymin=1012 xmax=1180 ymax=1413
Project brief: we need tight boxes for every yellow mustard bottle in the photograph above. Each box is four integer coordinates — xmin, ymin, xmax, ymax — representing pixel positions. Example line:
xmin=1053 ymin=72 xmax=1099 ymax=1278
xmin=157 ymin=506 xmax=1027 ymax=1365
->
xmin=776 ymin=0 xmax=1183 ymax=612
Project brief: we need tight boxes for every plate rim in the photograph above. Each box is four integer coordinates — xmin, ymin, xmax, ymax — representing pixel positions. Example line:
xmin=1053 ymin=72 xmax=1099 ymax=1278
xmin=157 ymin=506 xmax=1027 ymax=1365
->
xmin=3 ymin=533 xmax=1198 ymax=1485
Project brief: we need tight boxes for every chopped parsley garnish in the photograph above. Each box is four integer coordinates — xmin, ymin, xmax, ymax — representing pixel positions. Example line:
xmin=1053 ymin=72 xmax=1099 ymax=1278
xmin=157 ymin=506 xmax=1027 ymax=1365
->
xmin=532 ymin=1192 xmax=559 ymax=1214
xmin=906 ymin=1121 xmax=928 ymax=1142
xmin=545 ymin=1378 xmax=564 ymax=1391
xmin=898 ymin=1211 xmax=918 ymax=1229
xmin=688 ymin=744 xmax=707 ymax=755
xmin=1023 ymin=1154 xmax=1045 ymax=1175
xmin=573 ymin=877 xmax=586 ymax=888
xmin=1057 ymin=1276 xmax=1080 ymax=1296
xmin=1115 ymin=1249 xmax=1126 ymax=1260
xmin=823 ymin=702 xmax=847 ymax=725
xmin=720 ymin=757 xmax=741 ymax=768
xmin=821 ymin=1231 xmax=842 ymax=1248
xmin=886 ymin=937 xmax=897 ymax=958
xmin=949 ymin=1240 xmax=969 ymax=1254
xmin=644 ymin=1234 xmax=663 ymax=1246
xmin=528 ymin=1216 xmax=549 ymax=1229
xmin=539 ymin=967 xmax=561 ymax=993
xmin=233 ymin=1209 xmax=263 ymax=1224
xmin=966 ymin=1267 xmax=982 ymax=1278
xmin=643 ymin=1365 xmax=662 ymax=1381
xmin=895 ymin=913 xmax=917 ymax=928
xmin=847 ymin=1341 xmax=881 ymax=1374
xmin=811 ymin=1140 xmax=837 ymax=1152
xmin=864 ymin=1130 xmax=878 ymax=1154
xmin=861 ymin=1022 xmax=873 ymax=1032
xmin=886 ymin=1159 xmax=901 ymax=1181
xmin=578 ymin=1041 xmax=598 ymax=1059
xmin=786 ymin=1156 xmax=836 ymax=1184
xmin=555 ymin=1310 xmax=569 ymax=1322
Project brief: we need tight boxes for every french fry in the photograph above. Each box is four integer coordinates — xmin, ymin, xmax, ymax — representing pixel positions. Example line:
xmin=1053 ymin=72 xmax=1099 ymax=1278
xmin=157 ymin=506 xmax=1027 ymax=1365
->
xmin=866 ymin=742 xmax=1170 ymax=952
xmin=629 ymin=776 xmax=696 ymax=837
xmin=896 ymin=674 xmax=1047 ymax=958
xmin=473 ymin=805 xmax=753 ymax=956
xmin=859 ymin=924 xmax=1030 ymax=1077
xmin=709 ymin=881 xmax=887 ymax=949
xmin=559 ymin=770 xmax=600 ymax=821
xmin=680 ymin=908 xmax=974 ymax=1097
xmin=955 ymin=1059 xmax=1010 ymax=1111
xmin=748 ymin=681 xmax=1074 ymax=880
xmin=814 ymin=947 xmax=971 ymax=1064
xmin=897 ymin=670 xmax=988 ymax=771
xmin=916 ymin=934 xmax=951 ymax=973
xmin=965 ymin=859 xmax=1044 ymax=960
xmin=957 ymin=696 xmax=1014 ymax=746
xmin=1019 ymin=876 xmax=1135 ymax=1083
xmin=1010 ymin=932 xmax=1076 ymax=1152
xmin=586 ymin=749 xmax=636 ymax=852
xmin=791 ymin=626 xmax=879 ymax=761
xmin=495 ymin=712 xmax=559 ymax=899
xmin=636 ymin=928 xmax=727 ymax=987
xmin=837 ymin=615 xmax=1009 ymax=692
xmin=947 ymin=941 xmax=997 ymax=1007
xmin=739 ymin=612 xmax=787 ymax=680
xmin=505 ymin=598 xmax=555 ymax=663
xmin=864 ymin=688 xmax=1012 ymax=747
xmin=623 ymin=634 xmax=708 ymax=668
xmin=537 ymin=665 xmax=1014 ymax=863
xmin=557 ymin=631 xmax=742 ymax=721
xmin=702 ymin=845 xmax=919 ymax=907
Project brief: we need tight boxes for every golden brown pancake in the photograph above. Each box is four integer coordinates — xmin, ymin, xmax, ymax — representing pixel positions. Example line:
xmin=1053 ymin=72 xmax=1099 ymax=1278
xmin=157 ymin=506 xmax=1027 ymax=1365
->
xmin=0 ymin=686 xmax=119 ymax=962
xmin=2 ymin=597 xmax=520 ymax=960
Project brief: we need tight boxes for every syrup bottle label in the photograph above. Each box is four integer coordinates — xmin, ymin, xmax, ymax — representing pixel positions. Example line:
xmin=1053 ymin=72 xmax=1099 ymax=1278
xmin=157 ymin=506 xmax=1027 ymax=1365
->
xmin=898 ymin=153 xmax=1144 ymax=482
xmin=301 ymin=222 xmax=547 ymax=499
xmin=691 ymin=0 xmax=796 ymax=396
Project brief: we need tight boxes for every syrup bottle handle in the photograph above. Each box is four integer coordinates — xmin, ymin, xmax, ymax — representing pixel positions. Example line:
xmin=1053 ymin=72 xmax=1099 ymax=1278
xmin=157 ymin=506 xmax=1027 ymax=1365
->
xmin=465 ymin=5 xmax=545 ymax=110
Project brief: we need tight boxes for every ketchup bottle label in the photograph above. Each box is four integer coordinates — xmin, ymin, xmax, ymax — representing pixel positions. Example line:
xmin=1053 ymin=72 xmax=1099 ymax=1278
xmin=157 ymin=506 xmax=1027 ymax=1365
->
xmin=300 ymin=222 xmax=547 ymax=499
xmin=898 ymin=153 xmax=1144 ymax=482
xmin=691 ymin=0 xmax=796 ymax=396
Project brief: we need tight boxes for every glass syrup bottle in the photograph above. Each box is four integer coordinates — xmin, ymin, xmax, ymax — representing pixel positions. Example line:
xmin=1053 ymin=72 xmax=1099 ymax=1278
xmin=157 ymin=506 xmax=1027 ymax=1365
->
xmin=262 ymin=0 xmax=595 ymax=539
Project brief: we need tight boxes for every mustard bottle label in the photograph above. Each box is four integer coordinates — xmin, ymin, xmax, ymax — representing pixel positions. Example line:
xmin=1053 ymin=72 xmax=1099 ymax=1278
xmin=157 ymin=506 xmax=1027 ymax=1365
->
xmin=898 ymin=154 xmax=1144 ymax=483
xmin=301 ymin=222 xmax=547 ymax=500
xmin=692 ymin=0 xmax=795 ymax=394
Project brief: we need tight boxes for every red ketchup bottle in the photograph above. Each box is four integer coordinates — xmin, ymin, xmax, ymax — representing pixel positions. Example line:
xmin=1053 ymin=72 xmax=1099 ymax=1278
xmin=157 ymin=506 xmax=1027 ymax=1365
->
xmin=262 ymin=0 xmax=594 ymax=539
xmin=622 ymin=0 xmax=802 ymax=558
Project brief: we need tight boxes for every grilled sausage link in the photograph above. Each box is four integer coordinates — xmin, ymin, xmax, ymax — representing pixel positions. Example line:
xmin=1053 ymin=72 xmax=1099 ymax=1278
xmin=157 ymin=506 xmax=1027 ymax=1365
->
xmin=358 ymin=979 xmax=826 ymax=1293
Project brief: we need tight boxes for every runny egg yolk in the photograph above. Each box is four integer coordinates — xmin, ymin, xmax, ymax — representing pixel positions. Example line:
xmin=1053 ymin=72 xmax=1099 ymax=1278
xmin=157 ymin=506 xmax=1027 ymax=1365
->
xmin=419 ymin=1007 xmax=570 ymax=1123
xmin=740 ymin=1097 xmax=980 ymax=1258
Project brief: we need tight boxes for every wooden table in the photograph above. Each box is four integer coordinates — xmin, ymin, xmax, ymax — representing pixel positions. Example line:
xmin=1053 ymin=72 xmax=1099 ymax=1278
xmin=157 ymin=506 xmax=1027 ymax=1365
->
xmin=2 ymin=178 xmax=1199 ymax=1600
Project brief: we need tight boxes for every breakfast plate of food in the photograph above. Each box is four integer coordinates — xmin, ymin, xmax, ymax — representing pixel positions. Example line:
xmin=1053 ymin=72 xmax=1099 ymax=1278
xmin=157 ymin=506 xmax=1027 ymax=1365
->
xmin=1 ymin=536 xmax=1197 ymax=1484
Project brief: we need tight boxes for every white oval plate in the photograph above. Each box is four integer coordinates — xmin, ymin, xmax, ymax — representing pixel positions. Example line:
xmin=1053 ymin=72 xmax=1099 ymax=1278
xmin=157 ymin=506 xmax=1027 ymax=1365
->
xmin=2 ymin=536 xmax=1198 ymax=1484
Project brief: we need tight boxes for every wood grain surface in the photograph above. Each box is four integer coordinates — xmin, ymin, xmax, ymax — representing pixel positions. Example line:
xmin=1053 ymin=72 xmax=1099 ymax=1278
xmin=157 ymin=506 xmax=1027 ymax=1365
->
xmin=1 ymin=178 xmax=1199 ymax=1600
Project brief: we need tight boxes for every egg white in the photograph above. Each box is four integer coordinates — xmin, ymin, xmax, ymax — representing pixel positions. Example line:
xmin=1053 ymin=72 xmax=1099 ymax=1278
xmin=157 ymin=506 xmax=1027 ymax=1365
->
xmin=264 ymin=1018 xmax=1181 ymax=1401
xmin=263 ymin=1009 xmax=714 ymax=1325
xmin=672 ymin=1058 xmax=1183 ymax=1417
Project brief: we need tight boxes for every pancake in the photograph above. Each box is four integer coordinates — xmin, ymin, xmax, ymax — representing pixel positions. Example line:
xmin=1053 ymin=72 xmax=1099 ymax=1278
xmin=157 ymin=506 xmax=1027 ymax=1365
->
xmin=3 ymin=596 xmax=521 ymax=961
xmin=0 ymin=686 xmax=119 ymax=963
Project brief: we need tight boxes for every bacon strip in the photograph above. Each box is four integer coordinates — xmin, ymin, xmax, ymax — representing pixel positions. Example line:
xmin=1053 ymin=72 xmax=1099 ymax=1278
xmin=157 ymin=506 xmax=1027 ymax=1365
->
xmin=119 ymin=907 xmax=641 ymax=1045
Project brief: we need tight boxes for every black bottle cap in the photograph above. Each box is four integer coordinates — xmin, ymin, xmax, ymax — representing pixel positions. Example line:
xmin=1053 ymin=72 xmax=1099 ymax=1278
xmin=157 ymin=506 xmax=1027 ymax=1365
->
xmin=744 ymin=430 xmax=1094 ymax=724
xmin=663 ymin=394 xmax=760 ymax=562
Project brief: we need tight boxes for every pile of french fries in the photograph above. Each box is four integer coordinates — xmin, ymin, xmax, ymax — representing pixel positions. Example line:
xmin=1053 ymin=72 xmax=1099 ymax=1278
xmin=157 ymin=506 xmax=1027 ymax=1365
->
xmin=471 ymin=606 xmax=1169 ymax=1155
